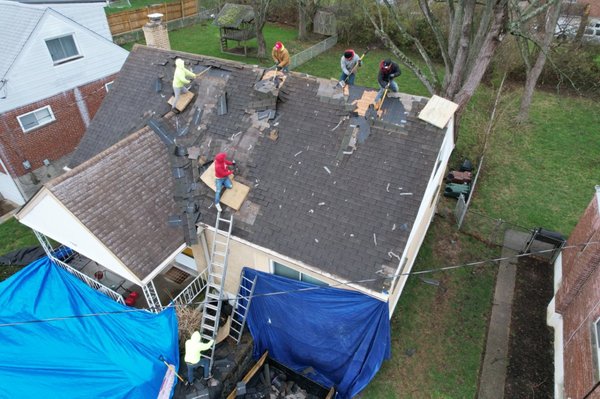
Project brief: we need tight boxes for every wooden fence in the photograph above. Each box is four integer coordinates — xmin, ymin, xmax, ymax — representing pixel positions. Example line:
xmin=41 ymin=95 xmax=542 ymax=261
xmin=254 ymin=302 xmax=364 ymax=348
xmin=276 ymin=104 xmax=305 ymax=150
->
xmin=107 ymin=0 xmax=198 ymax=36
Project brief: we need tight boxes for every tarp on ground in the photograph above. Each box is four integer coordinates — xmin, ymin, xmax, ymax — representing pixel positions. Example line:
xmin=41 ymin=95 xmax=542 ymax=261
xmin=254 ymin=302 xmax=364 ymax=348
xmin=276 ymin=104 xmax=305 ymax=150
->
xmin=0 ymin=257 xmax=179 ymax=399
xmin=242 ymin=268 xmax=391 ymax=399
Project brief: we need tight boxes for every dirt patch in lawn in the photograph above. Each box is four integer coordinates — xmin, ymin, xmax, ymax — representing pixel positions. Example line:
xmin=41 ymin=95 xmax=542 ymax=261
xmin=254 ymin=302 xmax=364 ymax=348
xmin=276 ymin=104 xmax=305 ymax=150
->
xmin=505 ymin=257 xmax=554 ymax=398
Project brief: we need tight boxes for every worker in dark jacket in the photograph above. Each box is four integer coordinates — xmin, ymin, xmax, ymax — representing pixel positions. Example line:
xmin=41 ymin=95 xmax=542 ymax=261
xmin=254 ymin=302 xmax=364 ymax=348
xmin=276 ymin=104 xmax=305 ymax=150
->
xmin=214 ymin=152 xmax=234 ymax=212
xmin=374 ymin=59 xmax=401 ymax=103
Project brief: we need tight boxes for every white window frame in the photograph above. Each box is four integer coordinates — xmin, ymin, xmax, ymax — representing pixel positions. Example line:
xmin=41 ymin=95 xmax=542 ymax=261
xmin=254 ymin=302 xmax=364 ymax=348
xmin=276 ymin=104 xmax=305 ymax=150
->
xmin=45 ymin=34 xmax=82 ymax=65
xmin=17 ymin=105 xmax=56 ymax=133
xmin=270 ymin=260 xmax=327 ymax=286
xmin=105 ymin=81 xmax=114 ymax=92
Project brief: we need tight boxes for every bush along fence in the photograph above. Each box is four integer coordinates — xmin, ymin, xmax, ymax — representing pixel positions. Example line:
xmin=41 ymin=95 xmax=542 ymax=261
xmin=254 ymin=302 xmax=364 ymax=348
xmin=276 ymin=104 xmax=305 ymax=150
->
xmin=290 ymin=34 xmax=338 ymax=70
xmin=108 ymin=0 xmax=218 ymax=44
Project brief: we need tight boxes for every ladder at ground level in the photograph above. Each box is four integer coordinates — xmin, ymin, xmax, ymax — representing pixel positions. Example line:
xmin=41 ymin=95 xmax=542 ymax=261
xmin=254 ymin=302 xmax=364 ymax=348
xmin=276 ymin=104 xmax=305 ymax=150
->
xmin=199 ymin=211 xmax=233 ymax=371
xmin=229 ymin=274 xmax=257 ymax=345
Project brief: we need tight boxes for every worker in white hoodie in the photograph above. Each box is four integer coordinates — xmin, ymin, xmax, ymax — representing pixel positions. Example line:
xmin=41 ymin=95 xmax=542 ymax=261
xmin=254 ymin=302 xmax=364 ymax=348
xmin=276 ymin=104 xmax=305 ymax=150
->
xmin=184 ymin=331 xmax=214 ymax=384
xmin=172 ymin=58 xmax=196 ymax=111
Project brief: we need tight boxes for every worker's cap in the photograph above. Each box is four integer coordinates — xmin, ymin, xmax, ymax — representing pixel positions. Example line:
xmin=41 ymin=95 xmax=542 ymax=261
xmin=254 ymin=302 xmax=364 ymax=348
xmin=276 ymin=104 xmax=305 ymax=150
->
xmin=343 ymin=50 xmax=354 ymax=59
xmin=274 ymin=41 xmax=283 ymax=50
xmin=381 ymin=59 xmax=392 ymax=70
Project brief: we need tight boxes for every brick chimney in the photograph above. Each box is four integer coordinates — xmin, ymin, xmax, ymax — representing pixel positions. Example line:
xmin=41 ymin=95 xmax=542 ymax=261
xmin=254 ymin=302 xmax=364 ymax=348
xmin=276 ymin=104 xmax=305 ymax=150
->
xmin=143 ymin=13 xmax=171 ymax=50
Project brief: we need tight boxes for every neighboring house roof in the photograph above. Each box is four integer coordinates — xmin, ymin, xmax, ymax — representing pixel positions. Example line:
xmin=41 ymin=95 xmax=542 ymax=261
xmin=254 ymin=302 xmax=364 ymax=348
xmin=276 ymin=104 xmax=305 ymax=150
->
xmin=213 ymin=3 xmax=255 ymax=28
xmin=0 ymin=1 xmax=45 ymax=79
xmin=55 ymin=46 xmax=446 ymax=290
xmin=46 ymin=126 xmax=183 ymax=281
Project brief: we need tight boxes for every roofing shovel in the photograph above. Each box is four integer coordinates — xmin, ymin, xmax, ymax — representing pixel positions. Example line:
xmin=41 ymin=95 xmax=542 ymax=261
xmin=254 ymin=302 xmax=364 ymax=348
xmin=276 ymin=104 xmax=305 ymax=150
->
xmin=159 ymin=355 xmax=188 ymax=386
xmin=337 ymin=49 xmax=370 ymax=89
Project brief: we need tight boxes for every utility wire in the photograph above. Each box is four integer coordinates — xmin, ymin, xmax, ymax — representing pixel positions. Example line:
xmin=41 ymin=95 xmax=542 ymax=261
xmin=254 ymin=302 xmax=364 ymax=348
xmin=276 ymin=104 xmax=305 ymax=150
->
xmin=0 ymin=240 xmax=598 ymax=328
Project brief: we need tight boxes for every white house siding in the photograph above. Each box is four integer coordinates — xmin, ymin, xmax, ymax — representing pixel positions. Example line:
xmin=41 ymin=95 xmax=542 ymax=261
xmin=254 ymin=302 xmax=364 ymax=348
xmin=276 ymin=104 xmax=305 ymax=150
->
xmin=0 ymin=10 xmax=128 ymax=113
xmin=45 ymin=2 xmax=112 ymax=40
xmin=16 ymin=189 xmax=142 ymax=284
xmin=0 ymin=171 xmax=25 ymax=205
xmin=388 ymin=120 xmax=455 ymax=315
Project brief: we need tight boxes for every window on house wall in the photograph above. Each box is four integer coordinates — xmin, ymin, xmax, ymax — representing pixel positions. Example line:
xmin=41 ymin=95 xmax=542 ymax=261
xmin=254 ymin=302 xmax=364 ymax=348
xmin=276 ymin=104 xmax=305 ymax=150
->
xmin=17 ymin=106 xmax=55 ymax=132
xmin=105 ymin=81 xmax=114 ymax=92
xmin=271 ymin=261 xmax=328 ymax=286
xmin=45 ymin=35 xmax=81 ymax=65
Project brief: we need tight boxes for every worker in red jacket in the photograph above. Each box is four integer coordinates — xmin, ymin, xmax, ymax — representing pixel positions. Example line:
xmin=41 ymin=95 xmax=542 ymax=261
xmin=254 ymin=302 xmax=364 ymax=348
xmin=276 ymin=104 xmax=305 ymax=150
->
xmin=214 ymin=152 xmax=234 ymax=212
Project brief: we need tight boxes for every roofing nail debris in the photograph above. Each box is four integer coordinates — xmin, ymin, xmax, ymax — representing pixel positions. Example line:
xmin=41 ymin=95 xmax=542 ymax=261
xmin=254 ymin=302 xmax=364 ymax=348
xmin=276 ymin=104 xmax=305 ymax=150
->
xmin=373 ymin=234 xmax=378 ymax=246
xmin=386 ymin=183 xmax=390 ymax=192
xmin=399 ymin=193 xmax=413 ymax=196
xmin=392 ymin=223 xmax=397 ymax=231
xmin=388 ymin=251 xmax=401 ymax=262
xmin=294 ymin=151 xmax=303 ymax=157
xmin=324 ymin=166 xmax=331 ymax=175
xmin=318 ymin=202 xmax=325 ymax=206
xmin=309 ymin=209 xmax=314 ymax=213
xmin=315 ymin=238 xmax=319 ymax=243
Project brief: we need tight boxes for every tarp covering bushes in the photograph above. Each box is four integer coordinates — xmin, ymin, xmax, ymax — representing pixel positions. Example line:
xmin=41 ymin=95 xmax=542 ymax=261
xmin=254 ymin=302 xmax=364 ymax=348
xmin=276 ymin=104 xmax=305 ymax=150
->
xmin=0 ymin=257 xmax=179 ymax=398
xmin=242 ymin=268 xmax=391 ymax=399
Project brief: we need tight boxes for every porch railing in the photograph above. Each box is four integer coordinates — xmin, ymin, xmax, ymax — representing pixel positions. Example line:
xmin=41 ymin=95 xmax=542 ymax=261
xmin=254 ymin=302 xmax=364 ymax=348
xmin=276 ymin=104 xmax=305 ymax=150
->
xmin=51 ymin=257 xmax=126 ymax=305
xmin=172 ymin=267 xmax=209 ymax=306
xmin=33 ymin=230 xmax=125 ymax=305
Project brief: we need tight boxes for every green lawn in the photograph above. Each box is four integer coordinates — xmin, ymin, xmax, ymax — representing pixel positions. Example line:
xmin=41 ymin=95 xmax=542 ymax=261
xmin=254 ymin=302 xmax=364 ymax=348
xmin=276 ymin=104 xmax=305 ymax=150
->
xmin=122 ymin=22 xmax=317 ymax=66
xmin=362 ymin=215 xmax=498 ymax=398
xmin=457 ymin=88 xmax=600 ymax=235
xmin=0 ymin=217 xmax=38 ymax=282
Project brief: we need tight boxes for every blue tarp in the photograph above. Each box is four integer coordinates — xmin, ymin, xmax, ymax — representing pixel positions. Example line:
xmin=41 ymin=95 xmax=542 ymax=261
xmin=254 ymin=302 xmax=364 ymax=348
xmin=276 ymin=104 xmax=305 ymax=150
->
xmin=242 ymin=268 xmax=391 ymax=399
xmin=0 ymin=257 xmax=179 ymax=398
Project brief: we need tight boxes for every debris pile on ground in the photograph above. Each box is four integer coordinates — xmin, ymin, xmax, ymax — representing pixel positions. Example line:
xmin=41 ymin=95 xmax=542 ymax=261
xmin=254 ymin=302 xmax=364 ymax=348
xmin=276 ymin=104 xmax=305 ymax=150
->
xmin=237 ymin=364 xmax=324 ymax=399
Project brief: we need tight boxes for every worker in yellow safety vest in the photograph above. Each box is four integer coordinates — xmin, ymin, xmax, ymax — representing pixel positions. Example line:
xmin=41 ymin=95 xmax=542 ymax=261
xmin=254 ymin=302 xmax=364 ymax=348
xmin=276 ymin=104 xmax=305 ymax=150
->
xmin=184 ymin=331 xmax=214 ymax=384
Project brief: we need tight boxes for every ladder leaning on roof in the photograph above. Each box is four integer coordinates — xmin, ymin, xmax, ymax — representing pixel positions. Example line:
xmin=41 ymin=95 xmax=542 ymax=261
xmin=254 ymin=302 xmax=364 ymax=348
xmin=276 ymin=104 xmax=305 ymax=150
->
xmin=229 ymin=273 xmax=257 ymax=345
xmin=199 ymin=210 xmax=234 ymax=371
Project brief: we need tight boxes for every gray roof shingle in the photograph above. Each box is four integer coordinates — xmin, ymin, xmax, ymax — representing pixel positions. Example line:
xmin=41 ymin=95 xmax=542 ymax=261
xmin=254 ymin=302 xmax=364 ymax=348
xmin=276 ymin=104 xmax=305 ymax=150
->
xmin=61 ymin=45 xmax=446 ymax=289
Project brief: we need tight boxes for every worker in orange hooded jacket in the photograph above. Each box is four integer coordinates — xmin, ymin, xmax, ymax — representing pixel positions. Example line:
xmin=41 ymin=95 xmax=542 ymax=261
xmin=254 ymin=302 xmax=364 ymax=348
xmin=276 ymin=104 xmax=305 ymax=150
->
xmin=214 ymin=152 xmax=234 ymax=212
xmin=271 ymin=41 xmax=290 ymax=72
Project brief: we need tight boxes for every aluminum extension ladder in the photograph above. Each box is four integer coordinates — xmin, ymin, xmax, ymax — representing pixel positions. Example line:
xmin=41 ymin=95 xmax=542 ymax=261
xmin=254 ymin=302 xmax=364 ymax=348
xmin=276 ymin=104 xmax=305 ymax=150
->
xmin=228 ymin=273 xmax=257 ymax=345
xmin=199 ymin=211 xmax=233 ymax=371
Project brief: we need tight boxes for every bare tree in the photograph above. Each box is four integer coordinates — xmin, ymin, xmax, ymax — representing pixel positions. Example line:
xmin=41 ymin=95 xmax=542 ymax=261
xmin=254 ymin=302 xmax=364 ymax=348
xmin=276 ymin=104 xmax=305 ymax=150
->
xmin=297 ymin=0 xmax=321 ymax=40
xmin=251 ymin=0 xmax=272 ymax=58
xmin=513 ymin=0 xmax=561 ymax=121
xmin=363 ymin=0 xmax=556 ymax=137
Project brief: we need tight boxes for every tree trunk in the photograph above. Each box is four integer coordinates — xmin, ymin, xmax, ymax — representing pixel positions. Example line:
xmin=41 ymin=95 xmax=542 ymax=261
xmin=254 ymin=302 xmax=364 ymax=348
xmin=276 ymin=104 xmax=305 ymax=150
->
xmin=517 ymin=1 xmax=561 ymax=121
xmin=256 ymin=25 xmax=267 ymax=59
xmin=298 ymin=4 xmax=309 ymax=40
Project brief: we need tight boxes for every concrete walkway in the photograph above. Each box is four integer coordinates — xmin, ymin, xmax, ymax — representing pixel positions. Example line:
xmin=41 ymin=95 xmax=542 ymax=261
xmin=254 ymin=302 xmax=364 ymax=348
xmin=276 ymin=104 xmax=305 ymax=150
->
xmin=477 ymin=230 xmax=555 ymax=398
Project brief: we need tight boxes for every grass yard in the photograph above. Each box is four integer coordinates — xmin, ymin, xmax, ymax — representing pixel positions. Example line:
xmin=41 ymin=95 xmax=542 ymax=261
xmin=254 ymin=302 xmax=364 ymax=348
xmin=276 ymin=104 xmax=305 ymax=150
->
xmin=0 ymin=218 xmax=38 ymax=256
xmin=121 ymin=22 xmax=318 ymax=65
xmin=362 ymin=213 xmax=498 ymax=398
xmin=457 ymin=87 xmax=600 ymax=235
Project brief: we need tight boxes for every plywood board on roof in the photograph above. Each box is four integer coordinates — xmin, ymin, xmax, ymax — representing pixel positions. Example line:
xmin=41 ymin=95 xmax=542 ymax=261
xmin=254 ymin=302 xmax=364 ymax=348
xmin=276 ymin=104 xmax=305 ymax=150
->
xmin=351 ymin=90 xmax=379 ymax=117
xmin=200 ymin=163 xmax=250 ymax=211
xmin=167 ymin=91 xmax=194 ymax=112
xmin=418 ymin=95 xmax=458 ymax=129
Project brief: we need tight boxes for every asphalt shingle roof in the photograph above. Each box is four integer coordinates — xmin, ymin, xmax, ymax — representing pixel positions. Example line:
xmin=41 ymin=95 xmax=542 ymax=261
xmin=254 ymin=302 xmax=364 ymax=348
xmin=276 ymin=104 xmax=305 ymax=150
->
xmin=61 ymin=45 xmax=446 ymax=289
